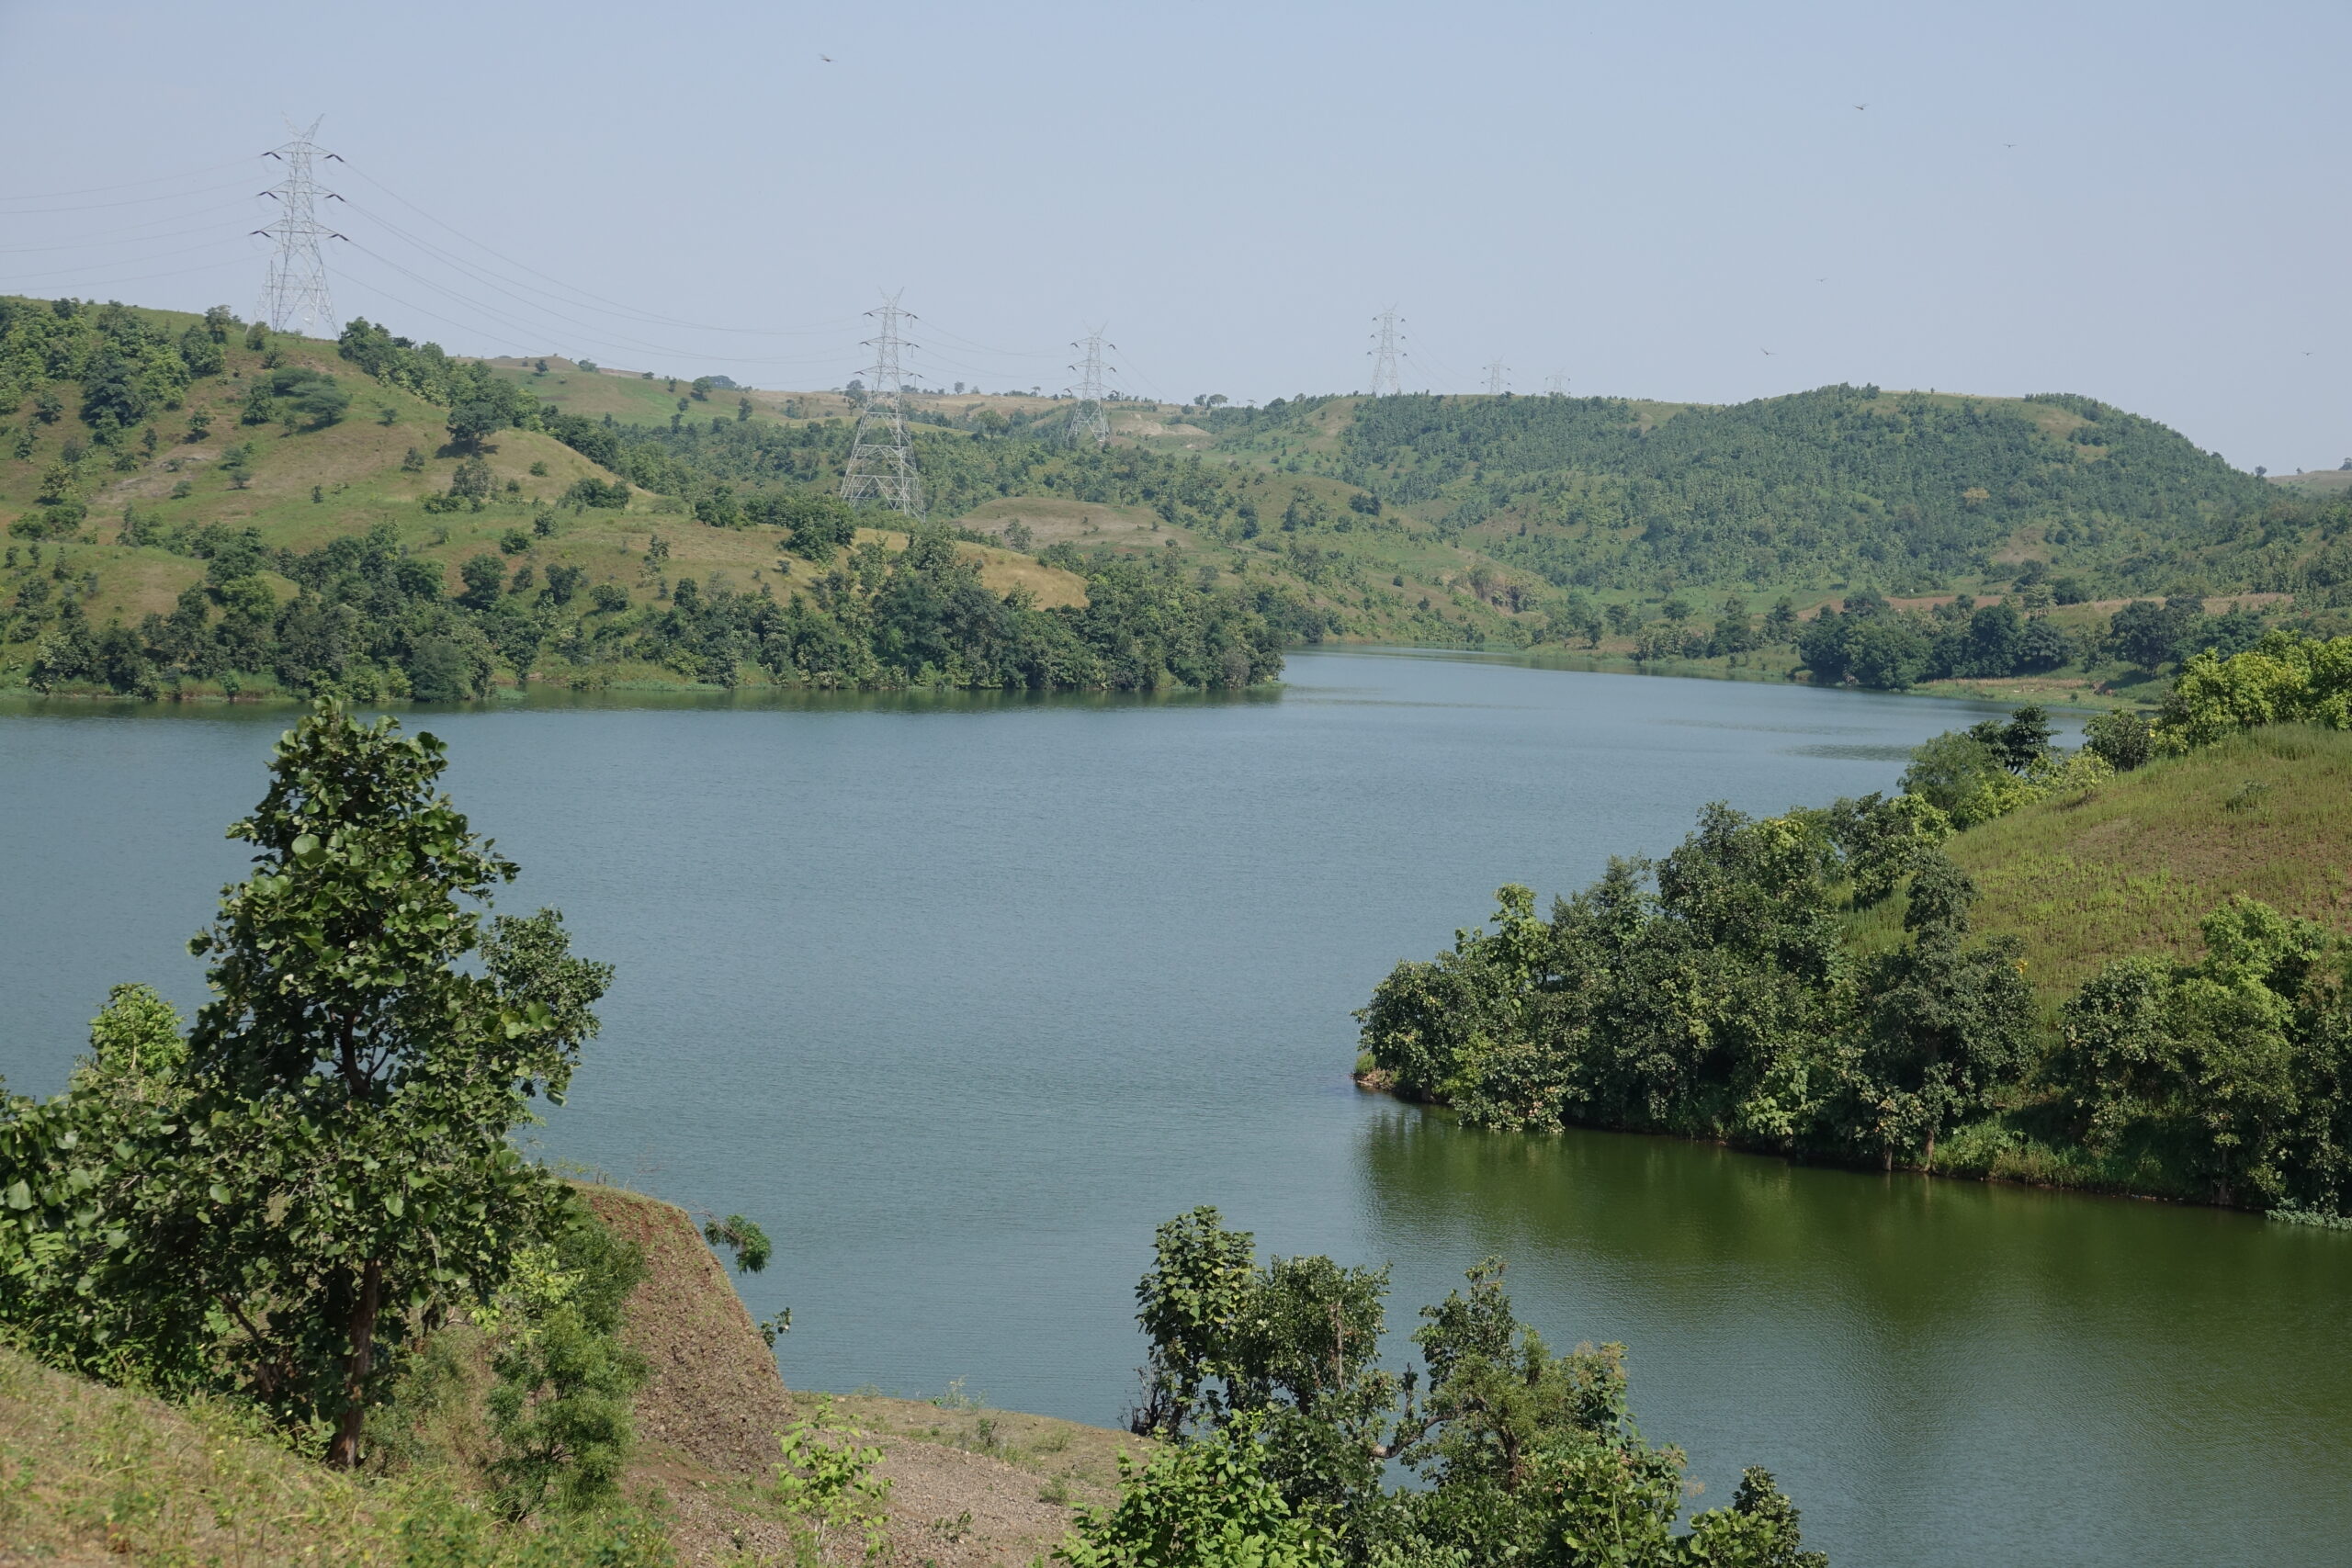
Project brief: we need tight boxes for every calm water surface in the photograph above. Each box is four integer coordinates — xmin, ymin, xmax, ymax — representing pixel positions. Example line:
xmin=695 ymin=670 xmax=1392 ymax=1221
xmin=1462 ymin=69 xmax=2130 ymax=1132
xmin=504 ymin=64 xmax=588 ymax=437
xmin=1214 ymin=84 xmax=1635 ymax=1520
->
xmin=2 ymin=652 xmax=2342 ymax=1568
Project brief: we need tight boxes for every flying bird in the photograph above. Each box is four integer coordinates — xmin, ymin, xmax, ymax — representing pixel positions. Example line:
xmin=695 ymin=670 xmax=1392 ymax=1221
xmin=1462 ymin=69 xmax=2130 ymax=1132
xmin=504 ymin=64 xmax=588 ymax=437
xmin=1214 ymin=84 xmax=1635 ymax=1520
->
xmin=1761 ymin=348 xmax=1775 ymax=356
xmin=1853 ymin=103 xmax=1868 ymax=110
xmin=820 ymin=53 xmax=833 ymax=62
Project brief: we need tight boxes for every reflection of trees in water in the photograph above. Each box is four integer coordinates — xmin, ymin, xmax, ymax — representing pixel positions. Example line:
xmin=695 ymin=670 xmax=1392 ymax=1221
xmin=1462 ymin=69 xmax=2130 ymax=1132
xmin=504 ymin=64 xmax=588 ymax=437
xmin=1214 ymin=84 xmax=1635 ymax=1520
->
xmin=1349 ymin=1103 xmax=2338 ymax=1342
xmin=1349 ymin=1100 xmax=2352 ymax=1565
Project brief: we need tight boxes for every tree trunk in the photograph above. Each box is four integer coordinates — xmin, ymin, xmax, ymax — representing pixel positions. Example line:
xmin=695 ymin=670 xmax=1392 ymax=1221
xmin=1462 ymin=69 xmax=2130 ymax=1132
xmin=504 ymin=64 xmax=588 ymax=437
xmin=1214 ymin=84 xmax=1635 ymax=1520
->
xmin=1923 ymin=1124 xmax=1938 ymax=1171
xmin=327 ymin=1258 xmax=384 ymax=1470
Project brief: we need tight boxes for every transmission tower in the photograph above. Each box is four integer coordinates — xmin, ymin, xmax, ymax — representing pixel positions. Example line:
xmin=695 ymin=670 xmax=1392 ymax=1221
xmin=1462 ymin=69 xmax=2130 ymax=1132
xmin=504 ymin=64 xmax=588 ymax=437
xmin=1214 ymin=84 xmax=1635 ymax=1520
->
xmin=839 ymin=293 xmax=924 ymax=518
xmin=1064 ymin=324 xmax=1115 ymax=446
xmin=1484 ymin=360 xmax=1510 ymax=394
xmin=1544 ymin=374 xmax=1567 ymax=397
xmin=254 ymin=118 xmax=345 ymax=336
xmin=1367 ymin=308 xmax=1403 ymax=397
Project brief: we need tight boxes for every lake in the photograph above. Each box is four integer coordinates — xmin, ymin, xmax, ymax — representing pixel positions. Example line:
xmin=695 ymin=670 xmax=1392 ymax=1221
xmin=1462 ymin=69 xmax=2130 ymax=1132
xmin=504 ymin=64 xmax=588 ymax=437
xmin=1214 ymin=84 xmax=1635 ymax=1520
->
xmin=2 ymin=651 xmax=2342 ymax=1567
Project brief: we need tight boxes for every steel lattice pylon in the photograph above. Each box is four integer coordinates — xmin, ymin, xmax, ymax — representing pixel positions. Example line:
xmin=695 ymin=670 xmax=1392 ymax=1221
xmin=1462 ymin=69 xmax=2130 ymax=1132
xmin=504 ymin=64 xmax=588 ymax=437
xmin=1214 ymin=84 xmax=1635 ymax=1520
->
xmin=254 ymin=117 xmax=345 ymax=336
xmin=840 ymin=293 xmax=924 ymax=518
xmin=1064 ymin=324 xmax=1115 ymax=446
xmin=1367 ymin=308 xmax=1403 ymax=396
xmin=1484 ymin=359 xmax=1510 ymax=394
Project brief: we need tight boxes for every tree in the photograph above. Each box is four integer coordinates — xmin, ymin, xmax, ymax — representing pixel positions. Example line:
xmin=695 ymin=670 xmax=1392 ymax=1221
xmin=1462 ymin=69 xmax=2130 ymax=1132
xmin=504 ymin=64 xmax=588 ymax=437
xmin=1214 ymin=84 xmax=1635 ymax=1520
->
xmin=1970 ymin=705 xmax=2053 ymax=773
xmin=447 ymin=373 xmax=524 ymax=453
xmin=485 ymin=1201 xmax=648 ymax=1519
xmin=1852 ymin=856 xmax=2033 ymax=1168
xmin=458 ymin=552 xmax=508 ymax=610
xmin=2107 ymin=598 xmax=2197 ymax=669
xmin=27 ymin=705 xmax=614 ymax=1466
xmin=2082 ymin=709 xmax=2153 ymax=771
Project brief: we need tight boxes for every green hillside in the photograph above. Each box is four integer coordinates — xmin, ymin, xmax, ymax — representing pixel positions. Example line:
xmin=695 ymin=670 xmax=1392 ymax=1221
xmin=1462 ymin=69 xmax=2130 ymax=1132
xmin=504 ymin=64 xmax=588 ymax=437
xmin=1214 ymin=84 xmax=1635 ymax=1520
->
xmin=1210 ymin=387 xmax=2278 ymax=594
xmin=0 ymin=299 xmax=1281 ymax=699
xmin=7 ymin=292 xmax=2349 ymax=702
xmin=1945 ymin=724 xmax=2352 ymax=995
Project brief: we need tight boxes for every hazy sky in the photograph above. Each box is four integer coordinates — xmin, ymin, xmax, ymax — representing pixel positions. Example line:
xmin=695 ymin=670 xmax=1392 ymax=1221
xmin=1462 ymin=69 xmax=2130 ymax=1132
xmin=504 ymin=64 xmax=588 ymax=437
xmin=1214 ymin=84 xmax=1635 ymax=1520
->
xmin=4 ymin=1 xmax=2345 ymax=472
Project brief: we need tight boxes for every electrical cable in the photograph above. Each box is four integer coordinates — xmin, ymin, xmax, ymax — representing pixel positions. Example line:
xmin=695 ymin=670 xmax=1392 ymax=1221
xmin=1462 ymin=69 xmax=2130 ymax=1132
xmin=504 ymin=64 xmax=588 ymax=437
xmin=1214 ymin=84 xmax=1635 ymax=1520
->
xmin=0 ymin=254 xmax=251 ymax=290
xmin=338 ymin=247 xmax=864 ymax=377
xmin=0 ymin=158 xmax=254 ymax=203
xmin=0 ymin=222 xmax=256 ymax=257
xmin=0 ymin=178 xmax=262 ymax=216
xmin=340 ymin=240 xmax=861 ymax=368
xmin=0 ymin=199 xmax=262 ymax=254
xmin=335 ymin=164 xmax=861 ymax=337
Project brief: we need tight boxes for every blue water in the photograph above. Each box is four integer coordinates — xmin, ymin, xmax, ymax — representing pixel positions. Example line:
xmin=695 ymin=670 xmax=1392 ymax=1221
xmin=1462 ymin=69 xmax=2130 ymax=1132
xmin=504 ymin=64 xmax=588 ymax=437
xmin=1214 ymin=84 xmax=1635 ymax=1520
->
xmin=11 ymin=654 xmax=2339 ymax=1568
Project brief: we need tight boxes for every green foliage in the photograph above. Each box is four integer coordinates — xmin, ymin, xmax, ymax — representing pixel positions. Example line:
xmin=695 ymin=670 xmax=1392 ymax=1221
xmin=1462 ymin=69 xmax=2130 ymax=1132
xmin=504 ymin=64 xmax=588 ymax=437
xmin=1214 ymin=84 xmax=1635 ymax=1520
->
xmin=240 ymin=367 xmax=351 ymax=433
xmin=1241 ymin=385 xmax=2268 ymax=592
xmin=2155 ymin=630 xmax=2352 ymax=750
xmin=483 ymin=1202 xmax=649 ymax=1521
xmin=336 ymin=320 xmax=532 ymax=455
xmin=2082 ymin=708 xmax=2154 ymax=771
xmin=769 ymin=1396 xmax=892 ymax=1560
xmin=1058 ymin=1426 xmax=1342 ymax=1568
xmin=700 ymin=1213 xmax=772 ymax=1273
xmin=1900 ymin=709 xmax=2109 ymax=830
xmin=1095 ymin=1215 xmax=1825 ymax=1568
xmin=1359 ymin=796 xmax=2037 ymax=1167
xmin=2055 ymin=897 xmax=2351 ymax=1209
xmin=0 ymin=703 xmax=611 ymax=1470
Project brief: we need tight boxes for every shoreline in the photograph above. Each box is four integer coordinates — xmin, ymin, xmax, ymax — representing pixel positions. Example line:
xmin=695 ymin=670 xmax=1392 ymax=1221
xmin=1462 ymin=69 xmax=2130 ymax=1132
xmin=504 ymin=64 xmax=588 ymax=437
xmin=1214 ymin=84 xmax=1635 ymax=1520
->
xmin=0 ymin=638 xmax=2154 ymax=712
xmin=1348 ymin=1072 xmax=2332 ymax=1224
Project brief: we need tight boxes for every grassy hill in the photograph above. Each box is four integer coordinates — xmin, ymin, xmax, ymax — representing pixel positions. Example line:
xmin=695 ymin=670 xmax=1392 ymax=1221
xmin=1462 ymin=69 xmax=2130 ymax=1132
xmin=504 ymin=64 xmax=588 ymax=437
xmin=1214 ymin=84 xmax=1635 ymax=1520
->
xmin=8 ymin=293 xmax=2347 ymax=699
xmin=1944 ymin=724 xmax=2352 ymax=997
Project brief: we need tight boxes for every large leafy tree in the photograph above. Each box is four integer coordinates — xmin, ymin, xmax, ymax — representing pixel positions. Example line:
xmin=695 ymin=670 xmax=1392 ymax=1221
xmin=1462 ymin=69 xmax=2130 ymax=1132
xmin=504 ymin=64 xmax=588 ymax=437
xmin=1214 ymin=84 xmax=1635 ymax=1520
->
xmin=65 ymin=702 xmax=610 ymax=1465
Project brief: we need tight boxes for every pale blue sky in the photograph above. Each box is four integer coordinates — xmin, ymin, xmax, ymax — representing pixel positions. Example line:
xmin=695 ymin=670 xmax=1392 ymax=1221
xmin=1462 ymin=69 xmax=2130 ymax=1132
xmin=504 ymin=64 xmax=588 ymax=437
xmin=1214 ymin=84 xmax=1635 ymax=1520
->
xmin=3 ymin=0 xmax=2345 ymax=472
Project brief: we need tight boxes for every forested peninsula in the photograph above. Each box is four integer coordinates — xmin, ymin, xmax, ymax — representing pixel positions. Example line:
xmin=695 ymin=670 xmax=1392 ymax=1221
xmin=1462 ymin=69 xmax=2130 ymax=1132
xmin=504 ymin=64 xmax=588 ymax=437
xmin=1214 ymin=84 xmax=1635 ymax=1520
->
xmin=1360 ymin=631 xmax=2352 ymax=1218
xmin=5 ymin=294 xmax=2349 ymax=705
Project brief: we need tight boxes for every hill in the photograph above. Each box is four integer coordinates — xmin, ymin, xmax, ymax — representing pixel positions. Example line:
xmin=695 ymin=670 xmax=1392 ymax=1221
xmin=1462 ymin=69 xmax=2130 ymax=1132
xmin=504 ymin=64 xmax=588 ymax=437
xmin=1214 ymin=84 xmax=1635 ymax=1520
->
xmin=9 ymin=293 xmax=2349 ymax=701
xmin=1942 ymin=724 xmax=2352 ymax=996
xmin=0 ymin=298 xmax=1277 ymax=699
xmin=1207 ymin=387 xmax=2279 ymax=596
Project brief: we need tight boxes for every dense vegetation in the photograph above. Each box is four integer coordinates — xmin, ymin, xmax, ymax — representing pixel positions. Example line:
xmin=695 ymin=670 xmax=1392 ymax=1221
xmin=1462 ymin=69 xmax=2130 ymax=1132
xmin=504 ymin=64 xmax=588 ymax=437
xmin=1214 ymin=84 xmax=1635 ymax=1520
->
xmin=1360 ymin=634 xmax=2352 ymax=1215
xmin=1210 ymin=388 xmax=2295 ymax=591
xmin=1059 ymin=1207 xmax=1826 ymax=1568
xmin=22 ymin=513 xmax=1283 ymax=699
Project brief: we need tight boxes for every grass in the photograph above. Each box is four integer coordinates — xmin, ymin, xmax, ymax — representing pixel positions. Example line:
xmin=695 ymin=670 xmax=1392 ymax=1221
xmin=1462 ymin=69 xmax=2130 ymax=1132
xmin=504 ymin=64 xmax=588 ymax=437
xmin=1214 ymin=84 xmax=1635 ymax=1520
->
xmin=1914 ymin=725 xmax=2352 ymax=998
xmin=0 ymin=1345 xmax=670 ymax=1567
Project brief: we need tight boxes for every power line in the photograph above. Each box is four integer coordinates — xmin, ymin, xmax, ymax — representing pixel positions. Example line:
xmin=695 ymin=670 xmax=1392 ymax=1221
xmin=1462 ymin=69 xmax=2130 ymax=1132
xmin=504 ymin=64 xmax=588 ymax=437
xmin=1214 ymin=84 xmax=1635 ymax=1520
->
xmin=840 ymin=293 xmax=923 ymax=519
xmin=0 ymin=177 xmax=259 ymax=217
xmin=0 ymin=158 xmax=253 ymax=204
xmin=254 ymin=117 xmax=345 ymax=336
xmin=334 ymin=163 xmax=861 ymax=339
xmin=1368 ymin=307 xmax=1403 ymax=396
